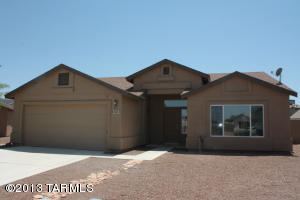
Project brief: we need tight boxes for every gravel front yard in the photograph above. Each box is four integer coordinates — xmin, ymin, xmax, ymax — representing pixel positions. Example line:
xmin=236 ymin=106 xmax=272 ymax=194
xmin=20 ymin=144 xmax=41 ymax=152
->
xmin=1 ymin=145 xmax=300 ymax=200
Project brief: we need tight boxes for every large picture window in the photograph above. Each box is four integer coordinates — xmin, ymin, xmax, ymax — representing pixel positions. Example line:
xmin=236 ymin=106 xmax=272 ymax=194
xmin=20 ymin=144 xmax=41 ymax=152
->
xmin=211 ymin=106 xmax=223 ymax=136
xmin=181 ymin=109 xmax=187 ymax=135
xmin=210 ymin=105 xmax=264 ymax=137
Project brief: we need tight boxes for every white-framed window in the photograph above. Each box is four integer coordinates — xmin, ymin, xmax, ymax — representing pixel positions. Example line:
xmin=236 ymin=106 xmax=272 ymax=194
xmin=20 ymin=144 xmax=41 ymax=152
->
xmin=210 ymin=104 xmax=264 ymax=137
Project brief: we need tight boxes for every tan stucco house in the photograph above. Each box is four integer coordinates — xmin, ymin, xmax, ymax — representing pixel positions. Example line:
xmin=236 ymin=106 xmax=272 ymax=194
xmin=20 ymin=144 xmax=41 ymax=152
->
xmin=5 ymin=59 xmax=297 ymax=152
xmin=291 ymin=110 xmax=300 ymax=144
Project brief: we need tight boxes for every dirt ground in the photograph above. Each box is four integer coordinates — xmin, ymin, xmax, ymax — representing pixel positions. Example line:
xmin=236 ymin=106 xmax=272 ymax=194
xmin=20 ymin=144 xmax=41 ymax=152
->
xmin=1 ymin=145 xmax=300 ymax=200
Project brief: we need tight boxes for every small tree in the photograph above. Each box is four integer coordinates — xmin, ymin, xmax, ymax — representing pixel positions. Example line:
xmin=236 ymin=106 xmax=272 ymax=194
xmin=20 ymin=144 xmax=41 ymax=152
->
xmin=0 ymin=65 xmax=9 ymax=105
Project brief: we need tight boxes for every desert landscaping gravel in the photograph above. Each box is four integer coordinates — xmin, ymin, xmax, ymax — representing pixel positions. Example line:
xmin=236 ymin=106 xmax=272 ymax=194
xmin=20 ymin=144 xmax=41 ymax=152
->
xmin=0 ymin=157 xmax=127 ymax=200
xmin=1 ymin=145 xmax=300 ymax=200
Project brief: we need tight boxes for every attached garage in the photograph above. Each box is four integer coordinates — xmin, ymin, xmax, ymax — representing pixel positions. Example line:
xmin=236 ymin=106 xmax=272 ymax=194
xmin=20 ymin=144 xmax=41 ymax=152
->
xmin=5 ymin=64 xmax=146 ymax=151
xmin=23 ymin=102 xmax=108 ymax=150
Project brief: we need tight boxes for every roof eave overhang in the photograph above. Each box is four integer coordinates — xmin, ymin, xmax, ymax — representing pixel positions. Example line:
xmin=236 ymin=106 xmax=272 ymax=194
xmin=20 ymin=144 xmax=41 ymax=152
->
xmin=5 ymin=64 xmax=145 ymax=101
xmin=182 ymin=71 xmax=297 ymax=98
xmin=126 ymin=59 xmax=210 ymax=83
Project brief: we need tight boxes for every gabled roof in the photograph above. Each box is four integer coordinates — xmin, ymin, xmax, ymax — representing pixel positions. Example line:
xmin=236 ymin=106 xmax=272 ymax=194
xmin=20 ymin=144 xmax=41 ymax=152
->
xmin=182 ymin=71 xmax=297 ymax=97
xmin=0 ymin=99 xmax=14 ymax=110
xmin=209 ymin=72 xmax=294 ymax=91
xmin=5 ymin=64 xmax=144 ymax=100
xmin=126 ymin=59 xmax=210 ymax=82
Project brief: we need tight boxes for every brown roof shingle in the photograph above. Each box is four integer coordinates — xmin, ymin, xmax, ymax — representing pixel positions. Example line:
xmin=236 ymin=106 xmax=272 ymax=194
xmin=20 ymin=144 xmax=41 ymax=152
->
xmin=209 ymin=72 xmax=294 ymax=91
xmin=99 ymin=72 xmax=297 ymax=98
xmin=100 ymin=72 xmax=297 ymax=98
xmin=98 ymin=77 xmax=144 ymax=97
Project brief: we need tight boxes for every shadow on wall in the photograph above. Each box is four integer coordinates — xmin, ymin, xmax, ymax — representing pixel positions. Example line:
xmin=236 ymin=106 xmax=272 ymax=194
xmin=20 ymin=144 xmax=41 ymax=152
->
xmin=291 ymin=120 xmax=300 ymax=144
xmin=169 ymin=149 xmax=295 ymax=157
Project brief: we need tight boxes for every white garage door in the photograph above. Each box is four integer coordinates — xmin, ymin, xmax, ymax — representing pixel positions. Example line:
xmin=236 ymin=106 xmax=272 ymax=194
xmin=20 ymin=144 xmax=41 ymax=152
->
xmin=23 ymin=103 xmax=107 ymax=150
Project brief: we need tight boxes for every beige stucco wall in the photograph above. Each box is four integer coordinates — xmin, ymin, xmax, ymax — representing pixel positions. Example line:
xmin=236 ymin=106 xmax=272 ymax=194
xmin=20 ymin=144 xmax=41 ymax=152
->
xmin=133 ymin=64 xmax=204 ymax=93
xmin=291 ymin=120 xmax=300 ymax=144
xmin=186 ymin=76 xmax=292 ymax=152
xmin=10 ymin=68 xmax=144 ymax=151
xmin=113 ymin=95 xmax=147 ymax=150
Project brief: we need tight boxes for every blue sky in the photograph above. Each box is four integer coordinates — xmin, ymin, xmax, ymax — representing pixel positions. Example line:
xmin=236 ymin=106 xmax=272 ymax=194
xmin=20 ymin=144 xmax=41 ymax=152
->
xmin=0 ymin=0 xmax=299 ymax=103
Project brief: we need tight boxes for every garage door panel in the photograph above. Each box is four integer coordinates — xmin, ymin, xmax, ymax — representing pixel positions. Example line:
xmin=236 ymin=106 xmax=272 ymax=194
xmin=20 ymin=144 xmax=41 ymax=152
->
xmin=23 ymin=103 xmax=107 ymax=150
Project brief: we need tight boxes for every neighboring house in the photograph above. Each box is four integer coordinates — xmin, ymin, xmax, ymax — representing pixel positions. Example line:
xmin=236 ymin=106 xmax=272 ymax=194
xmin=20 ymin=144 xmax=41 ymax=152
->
xmin=0 ymin=100 xmax=14 ymax=138
xmin=291 ymin=110 xmax=300 ymax=144
xmin=289 ymin=102 xmax=300 ymax=116
xmin=224 ymin=114 xmax=250 ymax=137
xmin=5 ymin=59 xmax=298 ymax=152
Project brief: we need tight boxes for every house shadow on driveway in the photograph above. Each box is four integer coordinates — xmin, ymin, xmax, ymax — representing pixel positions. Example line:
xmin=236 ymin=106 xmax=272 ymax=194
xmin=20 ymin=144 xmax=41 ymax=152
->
xmin=0 ymin=144 xmax=172 ymax=161
xmin=0 ymin=145 xmax=118 ymax=157
xmin=2 ymin=144 xmax=299 ymax=159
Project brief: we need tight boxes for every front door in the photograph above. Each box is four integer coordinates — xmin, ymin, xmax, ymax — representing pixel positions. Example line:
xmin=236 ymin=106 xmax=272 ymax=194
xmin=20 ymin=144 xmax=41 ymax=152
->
xmin=164 ymin=108 xmax=181 ymax=143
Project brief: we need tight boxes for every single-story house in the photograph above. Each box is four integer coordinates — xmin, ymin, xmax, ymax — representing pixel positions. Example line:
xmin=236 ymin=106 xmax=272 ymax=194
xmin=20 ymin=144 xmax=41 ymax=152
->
xmin=5 ymin=59 xmax=298 ymax=152
xmin=290 ymin=102 xmax=300 ymax=116
xmin=0 ymin=100 xmax=14 ymax=138
xmin=291 ymin=110 xmax=300 ymax=144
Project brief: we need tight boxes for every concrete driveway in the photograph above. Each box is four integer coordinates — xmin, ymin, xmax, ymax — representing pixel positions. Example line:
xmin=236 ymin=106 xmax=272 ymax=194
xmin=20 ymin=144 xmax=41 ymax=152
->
xmin=0 ymin=146 xmax=110 ymax=186
xmin=0 ymin=145 xmax=170 ymax=186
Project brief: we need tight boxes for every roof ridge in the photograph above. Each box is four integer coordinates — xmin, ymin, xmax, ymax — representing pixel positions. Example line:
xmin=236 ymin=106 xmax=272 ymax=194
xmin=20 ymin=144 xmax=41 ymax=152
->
xmin=98 ymin=76 xmax=126 ymax=79
xmin=209 ymin=71 xmax=266 ymax=74
xmin=126 ymin=59 xmax=210 ymax=82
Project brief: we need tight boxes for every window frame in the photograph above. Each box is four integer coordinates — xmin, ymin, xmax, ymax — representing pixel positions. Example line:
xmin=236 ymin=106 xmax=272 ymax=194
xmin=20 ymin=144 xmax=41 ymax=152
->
xmin=210 ymin=104 xmax=264 ymax=138
xmin=58 ymin=72 xmax=70 ymax=86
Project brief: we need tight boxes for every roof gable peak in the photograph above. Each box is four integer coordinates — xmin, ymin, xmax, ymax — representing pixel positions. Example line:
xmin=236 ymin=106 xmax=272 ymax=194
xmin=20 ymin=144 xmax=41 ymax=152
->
xmin=126 ymin=59 xmax=209 ymax=82
xmin=182 ymin=71 xmax=297 ymax=97
xmin=5 ymin=64 xmax=144 ymax=100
